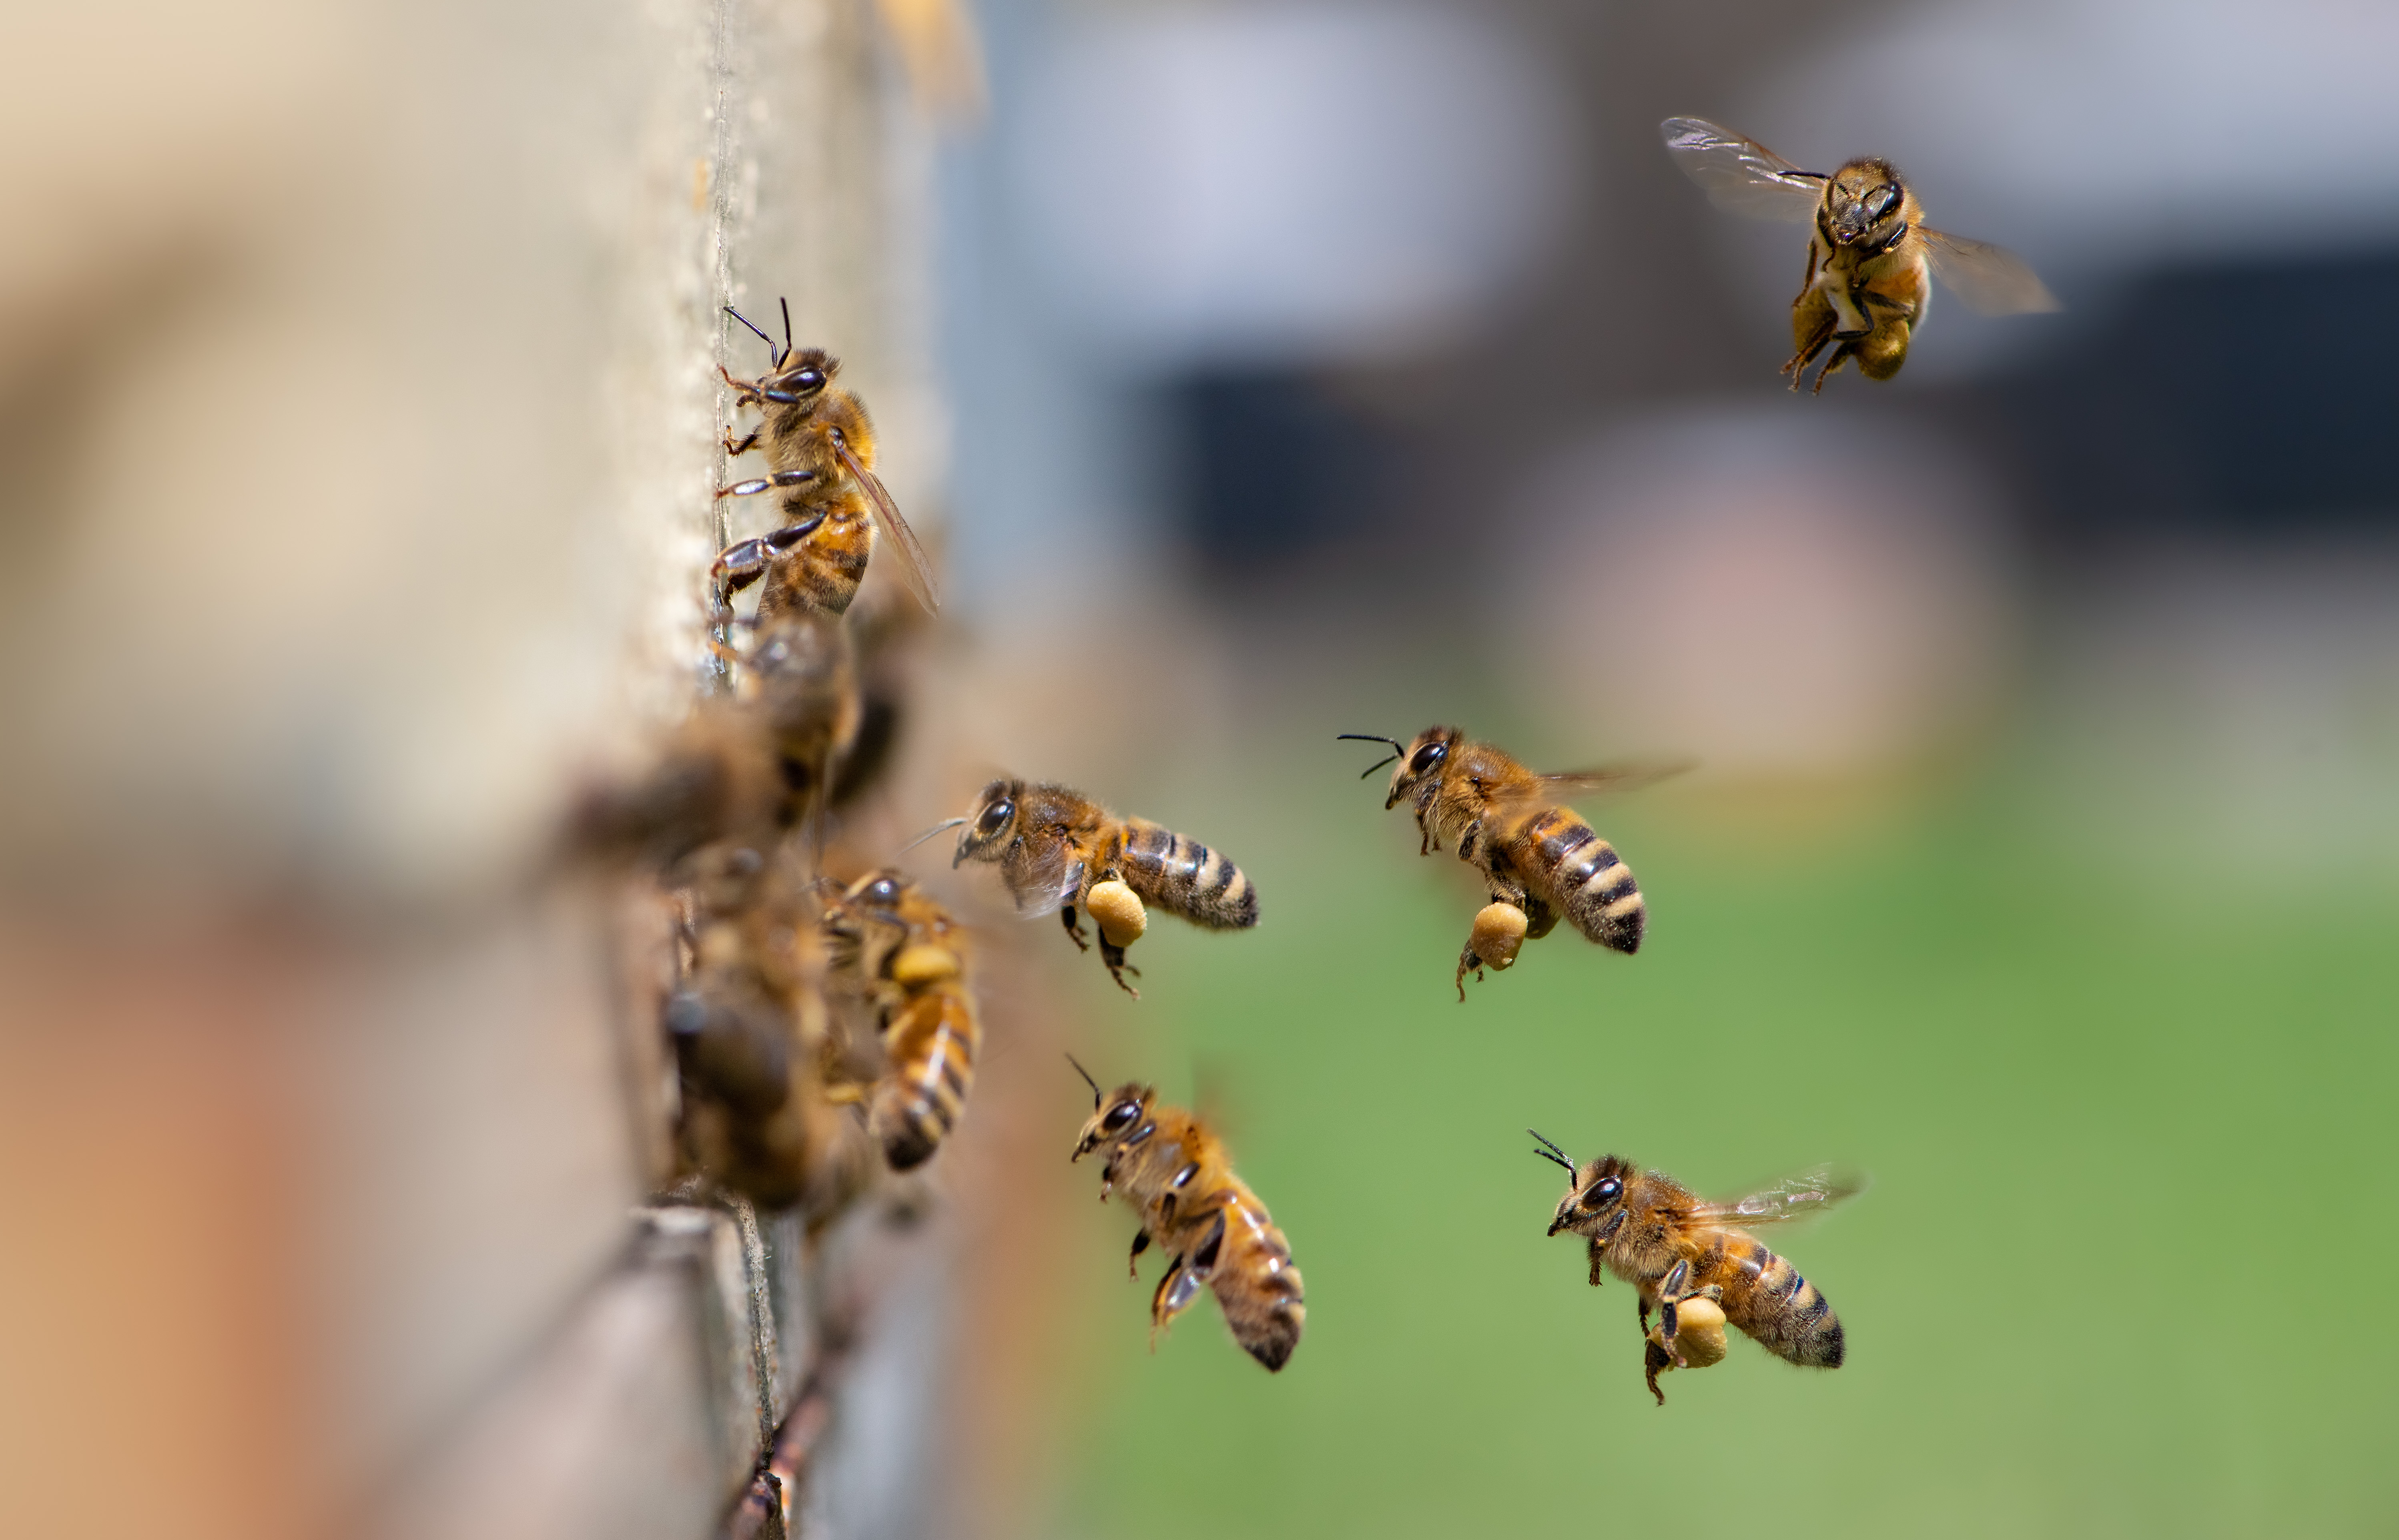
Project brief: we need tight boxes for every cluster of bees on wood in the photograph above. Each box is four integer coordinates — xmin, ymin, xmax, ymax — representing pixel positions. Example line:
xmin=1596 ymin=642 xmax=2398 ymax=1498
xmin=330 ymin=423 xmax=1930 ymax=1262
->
xmin=578 ymin=119 xmax=2050 ymax=1403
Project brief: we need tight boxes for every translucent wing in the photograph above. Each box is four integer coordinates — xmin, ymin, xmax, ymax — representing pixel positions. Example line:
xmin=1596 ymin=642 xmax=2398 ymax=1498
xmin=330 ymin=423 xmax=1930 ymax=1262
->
xmin=1692 ymin=1167 xmax=1865 ymax=1229
xmin=1000 ymin=836 xmax=1083 ymax=919
xmin=832 ymin=436 xmax=942 ymax=614
xmin=1921 ymin=229 xmax=2060 ymax=316
xmin=1492 ymin=758 xmax=1695 ymax=814
xmin=1660 ymin=117 xmax=1825 ymax=222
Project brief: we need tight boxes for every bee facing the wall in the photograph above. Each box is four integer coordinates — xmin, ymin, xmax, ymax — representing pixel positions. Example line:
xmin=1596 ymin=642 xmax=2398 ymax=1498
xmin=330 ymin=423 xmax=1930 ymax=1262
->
xmin=712 ymin=300 xmax=938 ymax=620
xmin=1341 ymin=728 xmax=1683 ymax=997
xmin=1660 ymin=117 xmax=2057 ymax=392
xmin=1532 ymin=1130 xmax=1858 ymax=1404
xmin=943 ymin=778 xmax=1260 ymax=997
xmin=821 ymin=868 xmax=981 ymax=1172
xmin=1069 ymin=1061 xmax=1304 ymax=1371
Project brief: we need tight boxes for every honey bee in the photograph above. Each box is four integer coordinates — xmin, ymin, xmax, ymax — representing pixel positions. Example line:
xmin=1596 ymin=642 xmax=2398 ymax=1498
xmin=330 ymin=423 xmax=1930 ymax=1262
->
xmin=1530 ymin=1130 xmax=1857 ymax=1405
xmin=572 ymin=609 xmax=859 ymax=868
xmin=1660 ymin=117 xmax=2058 ymax=392
xmin=665 ymin=844 xmax=856 ymax=1212
xmin=945 ymin=778 xmax=1260 ymax=996
xmin=1340 ymin=729 xmax=1683 ymax=996
xmin=1069 ymin=1060 xmax=1304 ymax=1371
xmin=711 ymin=301 xmax=939 ymax=621
xmin=821 ymin=868 xmax=981 ymax=1171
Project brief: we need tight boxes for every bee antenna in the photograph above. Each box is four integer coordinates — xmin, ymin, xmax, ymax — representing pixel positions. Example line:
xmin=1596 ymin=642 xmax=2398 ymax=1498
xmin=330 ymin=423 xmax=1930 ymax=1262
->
xmin=1335 ymin=733 xmax=1406 ymax=779
xmin=897 ymin=816 xmax=968 ymax=855
xmin=1528 ymin=1128 xmax=1580 ymax=1177
xmin=1065 ymin=1052 xmax=1101 ymax=1107
xmin=779 ymin=297 xmax=794 ymax=363
xmin=724 ymin=305 xmax=778 ymax=353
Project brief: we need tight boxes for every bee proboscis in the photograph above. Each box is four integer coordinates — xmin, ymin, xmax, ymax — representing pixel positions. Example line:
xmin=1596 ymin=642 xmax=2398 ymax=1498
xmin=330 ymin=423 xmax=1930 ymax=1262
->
xmin=1341 ymin=728 xmax=1684 ymax=996
xmin=1069 ymin=1060 xmax=1304 ymax=1371
xmin=1532 ymin=1130 xmax=1859 ymax=1404
xmin=1660 ymin=116 xmax=2058 ymax=391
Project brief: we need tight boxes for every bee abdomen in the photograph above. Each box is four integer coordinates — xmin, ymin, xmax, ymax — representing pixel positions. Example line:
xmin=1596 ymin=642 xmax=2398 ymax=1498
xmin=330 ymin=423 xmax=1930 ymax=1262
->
xmin=1724 ymin=1238 xmax=1844 ymax=1369
xmin=1202 ymin=1194 xmax=1306 ymax=1372
xmin=867 ymin=989 xmax=978 ymax=1171
xmin=1518 ymin=811 xmax=1645 ymax=954
xmin=1119 ymin=819 xmax=1259 ymax=930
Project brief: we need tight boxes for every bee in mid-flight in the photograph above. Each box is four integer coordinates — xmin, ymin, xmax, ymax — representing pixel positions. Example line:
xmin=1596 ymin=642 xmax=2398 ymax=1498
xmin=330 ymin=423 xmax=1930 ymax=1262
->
xmin=1069 ymin=1061 xmax=1304 ymax=1371
xmin=822 ymin=868 xmax=981 ymax=1171
xmin=1532 ymin=1130 xmax=1857 ymax=1405
xmin=1341 ymin=728 xmax=1682 ymax=996
xmin=711 ymin=300 xmax=938 ymax=622
xmin=944 ymin=778 xmax=1259 ymax=996
xmin=1660 ymin=117 xmax=2057 ymax=392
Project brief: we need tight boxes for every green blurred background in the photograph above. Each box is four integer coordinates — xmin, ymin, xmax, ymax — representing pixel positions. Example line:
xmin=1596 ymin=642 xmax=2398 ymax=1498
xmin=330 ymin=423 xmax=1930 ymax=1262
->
xmin=1025 ymin=684 xmax=2398 ymax=1539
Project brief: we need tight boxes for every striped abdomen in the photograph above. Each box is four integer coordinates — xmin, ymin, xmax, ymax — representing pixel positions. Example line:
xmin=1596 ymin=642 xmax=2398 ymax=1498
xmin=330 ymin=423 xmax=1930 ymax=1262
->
xmin=1117 ymin=818 xmax=1259 ymax=930
xmin=1513 ymin=808 xmax=1645 ymax=954
xmin=760 ymin=495 xmax=871 ymax=619
xmin=1192 ymin=1184 xmax=1306 ymax=1372
xmin=867 ymin=986 xmax=978 ymax=1171
xmin=1700 ymin=1231 xmax=1843 ymax=1369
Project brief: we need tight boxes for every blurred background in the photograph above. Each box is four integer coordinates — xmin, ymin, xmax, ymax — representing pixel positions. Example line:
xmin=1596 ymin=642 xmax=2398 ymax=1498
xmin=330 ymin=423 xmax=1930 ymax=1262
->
xmin=942 ymin=0 xmax=2399 ymax=1536
xmin=3 ymin=0 xmax=2395 ymax=1536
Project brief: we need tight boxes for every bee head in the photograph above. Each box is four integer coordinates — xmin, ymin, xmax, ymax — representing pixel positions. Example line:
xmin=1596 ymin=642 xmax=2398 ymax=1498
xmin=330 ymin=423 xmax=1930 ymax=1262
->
xmin=1068 ymin=1059 xmax=1154 ymax=1162
xmin=1531 ymin=1131 xmax=1632 ymax=1237
xmin=1385 ymin=726 xmax=1459 ymax=810
xmin=953 ymin=777 xmax=1025 ymax=866
xmin=1824 ymin=158 xmax=1908 ymax=250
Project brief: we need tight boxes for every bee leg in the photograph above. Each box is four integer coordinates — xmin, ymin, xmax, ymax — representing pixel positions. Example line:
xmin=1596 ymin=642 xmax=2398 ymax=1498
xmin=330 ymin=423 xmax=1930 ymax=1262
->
xmin=1809 ymin=343 xmax=1854 ymax=395
xmin=714 ymin=467 xmax=822 ymax=501
xmin=722 ymin=427 xmax=761 ymax=456
xmin=1099 ymin=938 xmax=1142 ymax=998
xmin=1522 ymin=896 xmax=1561 ymax=941
xmin=1644 ymin=1337 xmax=1673 ymax=1406
xmin=1854 ymin=306 xmax=1914 ymax=382
xmin=1127 ymin=1228 xmax=1150 ymax=1277
xmin=1784 ymin=291 xmax=1837 ymax=388
xmin=1058 ymin=904 xmax=1090 ymax=952
xmin=1453 ymin=945 xmax=1483 ymax=1002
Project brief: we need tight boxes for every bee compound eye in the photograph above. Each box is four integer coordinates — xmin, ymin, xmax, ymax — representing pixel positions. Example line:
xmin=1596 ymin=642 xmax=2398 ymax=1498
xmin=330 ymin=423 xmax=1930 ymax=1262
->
xmin=1409 ymin=741 xmax=1447 ymax=774
xmin=975 ymin=799 xmax=1013 ymax=837
xmin=1101 ymin=1101 xmax=1140 ymax=1134
xmin=866 ymin=877 xmax=901 ymax=904
xmin=793 ymin=369 xmax=824 ymax=390
xmin=1582 ymin=1177 xmax=1621 ymax=1210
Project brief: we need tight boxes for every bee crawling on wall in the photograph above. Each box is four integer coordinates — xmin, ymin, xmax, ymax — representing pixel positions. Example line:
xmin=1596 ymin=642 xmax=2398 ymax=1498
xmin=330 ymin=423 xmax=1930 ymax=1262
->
xmin=1531 ymin=1130 xmax=1859 ymax=1405
xmin=934 ymin=778 xmax=1259 ymax=997
xmin=711 ymin=299 xmax=939 ymax=622
xmin=1660 ymin=117 xmax=2058 ymax=392
xmin=820 ymin=868 xmax=981 ymax=1172
xmin=1340 ymin=728 xmax=1685 ymax=997
xmin=1069 ymin=1059 xmax=1304 ymax=1371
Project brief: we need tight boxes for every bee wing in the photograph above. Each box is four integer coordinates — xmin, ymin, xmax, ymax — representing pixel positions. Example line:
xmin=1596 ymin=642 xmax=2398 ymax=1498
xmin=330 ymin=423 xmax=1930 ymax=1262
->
xmin=831 ymin=437 xmax=942 ymax=614
xmin=1659 ymin=117 xmax=1825 ymax=221
xmin=1002 ymin=839 xmax=1085 ymax=919
xmin=1920 ymin=229 xmax=2060 ymax=316
xmin=1489 ymin=759 xmax=1696 ymax=815
xmin=1692 ymin=1166 xmax=1865 ymax=1228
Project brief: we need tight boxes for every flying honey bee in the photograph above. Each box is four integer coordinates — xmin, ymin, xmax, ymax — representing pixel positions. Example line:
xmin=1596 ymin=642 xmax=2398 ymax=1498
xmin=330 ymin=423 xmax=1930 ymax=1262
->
xmin=821 ymin=868 xmax=981 ymax=1171
xmin=1660 ymin=117 xmax=2058 ymax=392
xmin=1531 ymin=1130 xmax=1858 ymax=1405
xmin=711 ymin=301 xmax=939 ymax=621
xmin=1069 ymin=1061 xmax=1304 ymax=1371
xmin=942 ymin=778 xmax=1260 ymax=996
xmin=1340 ymin=728 xmax=1684 ymax=996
